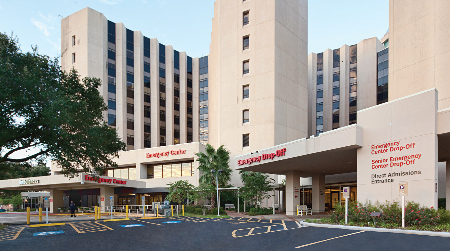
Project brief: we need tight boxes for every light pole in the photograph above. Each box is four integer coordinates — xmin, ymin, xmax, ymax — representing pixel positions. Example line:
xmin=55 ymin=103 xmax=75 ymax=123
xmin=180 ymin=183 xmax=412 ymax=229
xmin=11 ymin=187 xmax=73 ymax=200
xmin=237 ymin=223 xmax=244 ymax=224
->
xmin=211 ymin=169 xmax=223 ymax=216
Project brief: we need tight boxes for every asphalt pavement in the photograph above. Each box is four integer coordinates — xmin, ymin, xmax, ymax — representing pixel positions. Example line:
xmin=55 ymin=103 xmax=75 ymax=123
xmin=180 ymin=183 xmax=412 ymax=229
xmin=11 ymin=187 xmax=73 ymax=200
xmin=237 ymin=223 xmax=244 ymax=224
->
xmin=0 ymin=216 xmax=450 ymax=250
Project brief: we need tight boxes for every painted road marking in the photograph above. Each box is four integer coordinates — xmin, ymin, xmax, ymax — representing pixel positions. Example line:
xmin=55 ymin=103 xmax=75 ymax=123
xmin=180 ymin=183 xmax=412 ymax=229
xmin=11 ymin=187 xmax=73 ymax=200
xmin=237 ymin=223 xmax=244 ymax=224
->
xmin=136 ymin=219 xmax=163 ymax=226
xmin=69 ymin=222 xmax=113 ymax=233
xmin=120 ymin=224 xmax=144 ymax=228
xmin=0 ymin=226 xmax=25 ymax=241
xmin=295 ymin=231 xmax=365 ymax=249
xmin=33 ymin=230 xmax=64 ymax=236
xmin=162 ymin=221 xmax=182 ymax=224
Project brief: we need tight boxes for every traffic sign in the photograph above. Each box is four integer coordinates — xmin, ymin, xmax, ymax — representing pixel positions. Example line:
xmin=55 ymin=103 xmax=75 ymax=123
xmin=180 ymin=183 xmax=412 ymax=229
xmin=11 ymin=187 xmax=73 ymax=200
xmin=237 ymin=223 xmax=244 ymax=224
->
xmin=141 ymin=196 xmax=145 ymax=205
xmin=399 ymin=182 xmax=408 ymax=196
xmin=44 ymin=198 xmax=49 ymax=208
xmin=110 ymin=196 xmax=114 ymax=206
xmin=343 ymin=187 xmax=350 ymax=199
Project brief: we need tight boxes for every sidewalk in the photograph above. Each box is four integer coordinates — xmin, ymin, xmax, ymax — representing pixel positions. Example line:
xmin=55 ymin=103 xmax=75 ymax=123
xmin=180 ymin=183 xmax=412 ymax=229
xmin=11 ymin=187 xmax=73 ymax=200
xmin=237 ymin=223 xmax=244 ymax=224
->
xmin=0 ymin=212 xmax=127 ymax=225
xmin=225 ymin=210 xmax=328 ymax=221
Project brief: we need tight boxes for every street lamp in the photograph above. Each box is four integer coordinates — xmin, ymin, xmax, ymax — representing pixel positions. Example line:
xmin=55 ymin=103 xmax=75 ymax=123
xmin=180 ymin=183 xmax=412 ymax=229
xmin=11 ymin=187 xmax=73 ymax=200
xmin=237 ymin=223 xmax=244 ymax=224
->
xmin=211 ymin=169 xmax=223 ymax=216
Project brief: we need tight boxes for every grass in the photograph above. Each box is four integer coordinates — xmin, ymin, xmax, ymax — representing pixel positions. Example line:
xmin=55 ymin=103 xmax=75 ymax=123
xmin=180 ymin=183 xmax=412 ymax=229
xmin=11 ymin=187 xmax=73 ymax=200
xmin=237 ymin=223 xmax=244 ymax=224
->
xmin=0 ymin=224 xmax=5 ymax=230
xmin=183 ymin=212 xmax=231 ymax=219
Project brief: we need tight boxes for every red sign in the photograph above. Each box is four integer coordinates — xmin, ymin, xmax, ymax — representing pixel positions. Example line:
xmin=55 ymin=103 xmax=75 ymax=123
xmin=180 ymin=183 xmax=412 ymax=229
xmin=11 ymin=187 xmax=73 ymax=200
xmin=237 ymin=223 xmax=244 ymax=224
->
xmin=101 ymin=197 xmax=104 ymax=202
xmin=49 ymin=199 xmax=53 ymax=202
xmin=237 ymin=148 xmax=287 ymax=166
xmin=85 ymin=175 xmax=127 ymax=185
xmin=146 ymin=149 xmax=186 ymax=158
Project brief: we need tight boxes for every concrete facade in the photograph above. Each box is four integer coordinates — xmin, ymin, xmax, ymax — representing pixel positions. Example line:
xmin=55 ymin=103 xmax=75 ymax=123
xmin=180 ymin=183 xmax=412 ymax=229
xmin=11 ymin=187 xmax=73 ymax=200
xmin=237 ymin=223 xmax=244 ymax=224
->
xmin=208 ymin=0 xmax=308 ymax=191
xmin=61 ymin=8 xmax=199 ymax=151
xmin=308 ymin=37 xmax=383 ymax=137
xmin=389 ymin=0 xmax=450 ymax=110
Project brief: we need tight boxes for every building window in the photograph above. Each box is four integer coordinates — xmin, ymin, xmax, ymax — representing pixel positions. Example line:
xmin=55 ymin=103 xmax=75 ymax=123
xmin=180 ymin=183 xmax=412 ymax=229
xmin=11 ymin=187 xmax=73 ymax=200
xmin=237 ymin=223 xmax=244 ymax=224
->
xmin=243 ymin=60 xmax=249 ymax=75
xmin=72 ymin=35 xmax=76 ymax=46
xmin=243 ymin=36 xmax=249 ymax=50
xmin=243 ymin=110 xmax=249 ymax=123
xmin=243 ymin=134 xmax=250 ymax=147
xmin=72 ymin=53 xmax=76 ymax=63
xmin=127 ymin=120 xmax=134 ymax=130
xmin=243 ymin=11 xmax=249 ymax=26
xmin=243 ymin=85 xmax=249 ymax=99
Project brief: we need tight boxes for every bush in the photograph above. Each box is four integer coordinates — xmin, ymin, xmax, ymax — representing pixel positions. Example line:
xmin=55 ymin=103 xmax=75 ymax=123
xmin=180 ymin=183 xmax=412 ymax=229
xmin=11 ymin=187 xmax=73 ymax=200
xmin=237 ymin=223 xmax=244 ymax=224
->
xmin=321 ymin=201 xmax=447 ymax=230
xmin=247 ymin=207 xmax=273 ymax=216
xmin=184 ymin=205 xmax=226 ymax=215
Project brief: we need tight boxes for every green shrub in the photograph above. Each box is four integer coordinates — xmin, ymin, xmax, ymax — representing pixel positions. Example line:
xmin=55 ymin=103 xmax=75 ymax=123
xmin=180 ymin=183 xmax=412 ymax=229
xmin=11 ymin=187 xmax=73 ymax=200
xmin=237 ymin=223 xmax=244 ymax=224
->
xmin=247 ymin=207 xmax=273 ymax=216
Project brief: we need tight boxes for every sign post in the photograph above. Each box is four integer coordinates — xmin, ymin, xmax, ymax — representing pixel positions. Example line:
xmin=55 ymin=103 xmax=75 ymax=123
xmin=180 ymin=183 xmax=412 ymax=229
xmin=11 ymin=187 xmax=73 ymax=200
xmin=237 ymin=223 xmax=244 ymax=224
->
xmin=142 ymin=196 xmax=145 ymax=218
xmin=110 ymin=196 xmax=114 ymax=220
xmin=399 ymin=182 xmax=408 ymax=228
xmin=44 ymin=198 xmax=50 ymax=224
xmin=343 ymin=187 xmax=350 ymax=225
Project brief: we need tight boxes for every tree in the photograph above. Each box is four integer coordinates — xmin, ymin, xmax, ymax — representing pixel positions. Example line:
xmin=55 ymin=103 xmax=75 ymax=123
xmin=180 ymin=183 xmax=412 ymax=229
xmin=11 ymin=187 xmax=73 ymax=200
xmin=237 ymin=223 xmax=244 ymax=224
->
xmin=10 ymin=194 xmax=22 ymax=210
xmin=239 ymin=171 xmax=275 ymax=207
xmin=166 ymin=180 xmax=196 ymax=205
xmin=195 ymin=144 xmax=231 ymax=208
xmin=0 ymin=162 xmax=50 ymax=180
xmin=0 ymin=33 xmax=126 ymax=176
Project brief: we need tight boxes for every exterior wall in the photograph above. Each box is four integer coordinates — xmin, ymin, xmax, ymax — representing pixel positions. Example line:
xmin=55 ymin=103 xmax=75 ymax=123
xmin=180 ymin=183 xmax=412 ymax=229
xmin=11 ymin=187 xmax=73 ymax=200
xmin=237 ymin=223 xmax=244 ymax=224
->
xmin=308 ymin=37 xmax=382 ymax=137
xmin=209 ymin=0 xmax=308 ymax=187
xmin=389 ymin=0 xmax=450 ymax=109
xmin=357 ymin=89 xmax=438 ymax=208
xmin=61 ymin=8 xmax=200 ymax=151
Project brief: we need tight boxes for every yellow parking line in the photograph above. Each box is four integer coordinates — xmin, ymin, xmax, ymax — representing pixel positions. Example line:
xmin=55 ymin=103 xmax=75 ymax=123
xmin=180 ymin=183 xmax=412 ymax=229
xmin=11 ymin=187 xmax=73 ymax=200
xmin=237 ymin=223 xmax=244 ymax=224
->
xmin=96 ymin=222 xmax=113 ymax=230
xmin=247 ymin=228 xmax=254 ymax=236
xmin=30 ymin=223 xmax=66 ymax=228
xmin=69 ymin=223 xmax=83 ymax=234
xmin=266 ymin=226 xmax=271 ymax=233
xmin=103 ymin=218 xmax=129 ymax=222
xmin=295 ymin=231 xmax=365 ymax=249
xmin=13 ymin=227 xmax=25 ymax=240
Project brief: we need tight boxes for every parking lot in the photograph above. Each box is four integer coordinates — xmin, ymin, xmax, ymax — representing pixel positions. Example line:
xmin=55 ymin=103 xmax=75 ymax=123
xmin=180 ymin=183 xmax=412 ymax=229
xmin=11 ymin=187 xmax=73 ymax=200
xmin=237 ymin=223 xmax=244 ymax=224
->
xmin=1 ymin=216 xmax=450 ymax=250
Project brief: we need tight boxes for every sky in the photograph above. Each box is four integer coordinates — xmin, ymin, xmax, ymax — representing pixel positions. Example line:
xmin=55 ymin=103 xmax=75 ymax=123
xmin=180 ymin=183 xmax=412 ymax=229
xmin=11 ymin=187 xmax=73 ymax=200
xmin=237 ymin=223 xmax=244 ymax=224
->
xmin=0 ymin=0 xmax=388 ymax=165
xmin=0 ymin=0 xmax=389 ymax=59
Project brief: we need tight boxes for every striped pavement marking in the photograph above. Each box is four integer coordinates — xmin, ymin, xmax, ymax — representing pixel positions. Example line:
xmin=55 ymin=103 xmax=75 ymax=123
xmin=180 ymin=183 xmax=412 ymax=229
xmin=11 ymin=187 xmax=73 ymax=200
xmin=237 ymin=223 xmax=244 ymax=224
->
xmin=295 ymin=231 xmax=365 ymax=249
xmin=0 ymin=226 xmax=25 ymax=241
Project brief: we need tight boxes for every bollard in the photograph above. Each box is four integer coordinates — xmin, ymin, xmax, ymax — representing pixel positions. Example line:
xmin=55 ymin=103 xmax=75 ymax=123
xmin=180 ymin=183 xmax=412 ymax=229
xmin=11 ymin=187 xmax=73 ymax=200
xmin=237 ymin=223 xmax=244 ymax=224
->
xmin=171 ymin=205 xmax=173 ymax=217
xmin=126 ymin=205 xmax=129 ymax=219
xmin=94 ymin=206 xmax=98 ymax=220
xmin=157 ymin=206 xmax=159 ymax=218
xmin=27 ymin=207 xmax=30 ymax=225
xmin=297 ymin=205 xmax=299 ymax=216
xmin=98 ymin=206 xmax=101 ymax=220
xmin=182 ymin=205 xmax=184 ymax=216
xmin=143 ymin=206 xmax=145 ymax=218
xmin=39 ymin=208 xmax=42 ymax=222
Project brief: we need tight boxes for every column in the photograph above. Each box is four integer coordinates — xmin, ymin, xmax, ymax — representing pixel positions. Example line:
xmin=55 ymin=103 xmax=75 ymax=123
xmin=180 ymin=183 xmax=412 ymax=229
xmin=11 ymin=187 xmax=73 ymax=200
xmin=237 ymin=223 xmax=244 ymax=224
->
xmin=285 ymin=171 xmax=301 ymax=215
xmin=137 ymin=163 xmax=147 ymax=180
xmin=115 ymin=23 xmax=127 ymax=144
xmin=446 ymin=161 xmax=450 ymax=210
xmin=179 ymin=52 xmax=187 ymax=143
xmin=49 ymin=189 xmax=64 ymax=214
xmin=323 ymin=49 xmax=333 ymax=132
xmin=150 ymin=38 xmax=160 ymax=147
xmin=100 ymin=187 xmax=115 ymax=213
xmin=134 ymin=31 xmax=144 ymax=150
xmin=312 ymin=174 xmax=325 ymax=213
xmin=165 ymin=45 xmax=174 ymax=146
xmin=339 ymin=45 xmax=349 ymax=127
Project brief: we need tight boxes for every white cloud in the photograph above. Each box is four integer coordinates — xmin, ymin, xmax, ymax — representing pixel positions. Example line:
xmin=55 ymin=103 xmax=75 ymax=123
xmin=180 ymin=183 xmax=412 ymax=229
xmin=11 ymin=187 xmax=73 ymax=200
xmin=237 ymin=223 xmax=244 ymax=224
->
xmin=99 ymin=0 xmax=123 ymax=5
xmin=44 ymin=37 xmax=61 ymax=51
xmin=31 ymin=18 xmax=51 ymax=36
xmin=31 ymin=12 xmax=57 ymax=37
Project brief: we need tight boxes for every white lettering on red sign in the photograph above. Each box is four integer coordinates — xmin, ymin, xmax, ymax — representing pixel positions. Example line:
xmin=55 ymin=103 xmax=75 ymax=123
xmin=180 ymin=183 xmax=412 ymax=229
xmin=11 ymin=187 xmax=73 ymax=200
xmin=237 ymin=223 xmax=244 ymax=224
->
xmin=237 ymin=148 xmax=287 ymax=166
xmin=146 ymin=150 xmax=186 ymax=158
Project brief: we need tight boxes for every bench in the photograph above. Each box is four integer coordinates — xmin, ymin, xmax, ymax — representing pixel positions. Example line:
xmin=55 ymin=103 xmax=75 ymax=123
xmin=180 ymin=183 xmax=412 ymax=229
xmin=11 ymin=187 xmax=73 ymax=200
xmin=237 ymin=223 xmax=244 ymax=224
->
xmin=297 ymin=205 xmax=312 ymax=216
xmin=225 ymin=204 xmax=235 ymax=210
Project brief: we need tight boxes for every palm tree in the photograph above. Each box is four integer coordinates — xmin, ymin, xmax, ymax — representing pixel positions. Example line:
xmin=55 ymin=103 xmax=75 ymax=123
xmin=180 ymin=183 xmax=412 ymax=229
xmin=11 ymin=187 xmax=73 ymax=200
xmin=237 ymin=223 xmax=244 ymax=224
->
xmin=195 ymin=144 xmax=231 ymax=209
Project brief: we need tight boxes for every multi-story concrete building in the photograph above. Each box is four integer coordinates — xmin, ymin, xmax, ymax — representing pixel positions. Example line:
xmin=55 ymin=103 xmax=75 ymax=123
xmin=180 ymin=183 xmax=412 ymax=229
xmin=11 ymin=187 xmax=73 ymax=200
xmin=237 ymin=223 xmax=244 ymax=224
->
xmin=308 ymin=37 xmax=384 ymax=136
xmin=61 ymin=8 xmax=199 ymax=151
xmin=209 ymin=0 xmax=309 ymax=193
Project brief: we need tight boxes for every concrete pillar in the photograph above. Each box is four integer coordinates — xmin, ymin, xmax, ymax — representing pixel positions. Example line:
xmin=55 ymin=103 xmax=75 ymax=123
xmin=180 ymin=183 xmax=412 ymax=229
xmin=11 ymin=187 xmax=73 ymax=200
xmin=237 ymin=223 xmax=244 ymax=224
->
xmin=150 ymin=38 xmax=160 ymax=147
xmin=446 ymin=161 xmax=450 ymax=210
xmin=165 ymin=45 xmax=174 ymax=146
xmin=49 ymin=189 xmax=64 ymax=214
xmin=285 ymin=171 xmax=301 ymax=215
xmin=312 ymin=174 xmax=325 ymax=213
xmin=134 ymin=31 xmax=144 ymax=150
xmin=115 ymin=23 xmax=127 ymax=144
xmin=180 ymin=52 xmax=187 ymax=144
xmin=137 ymin=163 xmax=147 ymax=179
xmin=100 ymin=187 xmax=115 ymax=212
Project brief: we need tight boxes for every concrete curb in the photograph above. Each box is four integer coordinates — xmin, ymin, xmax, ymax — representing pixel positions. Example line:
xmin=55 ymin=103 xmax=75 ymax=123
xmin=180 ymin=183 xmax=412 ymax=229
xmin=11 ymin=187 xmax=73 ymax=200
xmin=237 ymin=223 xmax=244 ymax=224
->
xmin=300 ymin=221 xmax=450 ymax=237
